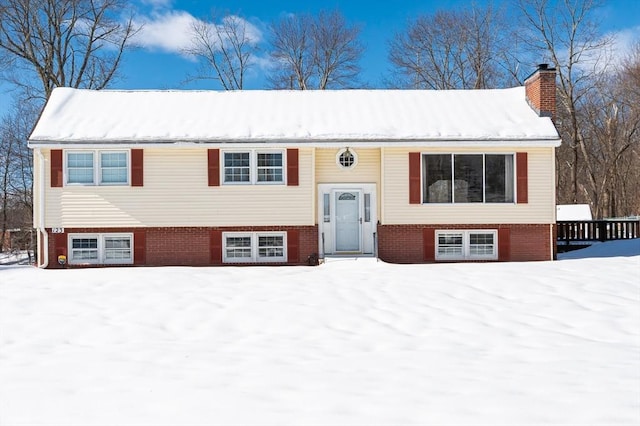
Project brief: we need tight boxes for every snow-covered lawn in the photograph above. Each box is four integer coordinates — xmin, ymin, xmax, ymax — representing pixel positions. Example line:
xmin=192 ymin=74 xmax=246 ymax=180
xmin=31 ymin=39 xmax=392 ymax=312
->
xmin=1 ymin=240 xmax=639 ymax=426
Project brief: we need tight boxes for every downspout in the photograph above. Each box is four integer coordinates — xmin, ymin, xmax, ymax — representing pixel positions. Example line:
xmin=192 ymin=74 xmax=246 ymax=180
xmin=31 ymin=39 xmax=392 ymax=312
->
xmin=36 ymin=148 xmax=48 ymax=268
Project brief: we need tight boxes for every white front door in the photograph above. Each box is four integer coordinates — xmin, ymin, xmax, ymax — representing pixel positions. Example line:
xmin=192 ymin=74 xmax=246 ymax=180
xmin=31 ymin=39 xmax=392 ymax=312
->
xmin=318 ymin=184 xmax=377 ymax=257
xmin=335 ymin=191 xmax=361 ymax=252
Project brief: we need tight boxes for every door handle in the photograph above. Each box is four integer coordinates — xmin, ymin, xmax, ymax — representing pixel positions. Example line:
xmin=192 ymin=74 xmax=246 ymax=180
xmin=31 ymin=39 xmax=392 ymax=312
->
xmin=359 ymin=217 xmax=362 ymax=224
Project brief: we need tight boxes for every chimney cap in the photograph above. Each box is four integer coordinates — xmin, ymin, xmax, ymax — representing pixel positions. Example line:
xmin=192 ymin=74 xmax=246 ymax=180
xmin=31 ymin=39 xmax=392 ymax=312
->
xmin=537 ymin=63 xmax=556 ymax=71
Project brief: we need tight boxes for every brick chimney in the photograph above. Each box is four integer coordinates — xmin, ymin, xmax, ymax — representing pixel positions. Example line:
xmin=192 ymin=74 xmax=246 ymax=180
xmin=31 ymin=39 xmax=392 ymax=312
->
xmin=524 ymin=63 xmax=557 ymax=122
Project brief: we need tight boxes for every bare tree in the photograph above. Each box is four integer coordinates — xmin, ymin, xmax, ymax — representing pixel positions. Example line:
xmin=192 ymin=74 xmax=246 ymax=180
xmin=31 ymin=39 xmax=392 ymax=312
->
xmin=388 ymin=3 xmax=518 ymax=89
xmin=184 ymin=13 xmax=260 ymax=90
xmin=268 ymin=10 xmax=363 ymax=90
xmin=517 ymin=0 xmax=612 ymax=207
xmin=0 ymin=99 xmax=36 ymax=259
xmin=0 ymin=0 xmax=137 ymax=100
xmin=580 ymin=45 xmax=640 ymax=217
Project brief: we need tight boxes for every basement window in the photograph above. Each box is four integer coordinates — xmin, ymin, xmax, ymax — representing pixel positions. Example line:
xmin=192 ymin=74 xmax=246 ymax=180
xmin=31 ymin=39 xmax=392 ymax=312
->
xmin=223 ymin=232 xmax=287 ymax=263
xmin=435 ymin=230 xmax=497 ymax=260
xmin=68 ymin=233 xmax=133 ymax=265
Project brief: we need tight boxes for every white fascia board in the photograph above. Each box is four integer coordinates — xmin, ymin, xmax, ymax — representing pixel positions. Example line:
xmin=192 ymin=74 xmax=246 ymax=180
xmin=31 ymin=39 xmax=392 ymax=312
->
xmin=28 ymin=138 xmax=562 ymax=149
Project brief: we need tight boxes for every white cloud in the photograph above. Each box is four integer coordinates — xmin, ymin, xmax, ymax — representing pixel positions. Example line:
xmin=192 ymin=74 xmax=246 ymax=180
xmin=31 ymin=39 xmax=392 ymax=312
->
xmin=608 ymin=26 xmax=640 ymax=63
xmin=133 ymin=11 xmax=264 ymax=57
xmin=133 ymin=10 xmax=198 ymax=53
xmin=139 ymin=0 xmax=173 ymax=10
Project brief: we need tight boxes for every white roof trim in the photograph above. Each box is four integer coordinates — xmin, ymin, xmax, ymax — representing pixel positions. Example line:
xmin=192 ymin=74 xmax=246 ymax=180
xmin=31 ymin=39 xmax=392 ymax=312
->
xmin=28 ymin=139 xmax=562 ymax=149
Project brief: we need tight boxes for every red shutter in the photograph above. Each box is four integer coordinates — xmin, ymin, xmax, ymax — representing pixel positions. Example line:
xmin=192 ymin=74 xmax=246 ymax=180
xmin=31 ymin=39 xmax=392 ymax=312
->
xmin=134 ymin=231 xmax=146 ymax=265
xmin=287 ymin=149 xmax=299 ymax=186
xmin=516 ymin=152 xmax=528 ymax=204
xmin=498 ymin=228 xmax=511 ymax=261
xmin=54 ymin=232 xmax=67 ymax=267
xmin=208 ymin=149 xmax=220 ymax=186
xmin=287 ymin=229 xmax=299 ymax=263
xmin=210 ymin=230 xmax=222 ymax=264
xmin=131 ymin=149 xmax=144 ymax=187
xmin=423 ymin=228 xmax=435 ymax=261
xmin=409 ymin=152 xmax=421 ymax=204
xmin=51 ymin=149 xmax=63 ymax=187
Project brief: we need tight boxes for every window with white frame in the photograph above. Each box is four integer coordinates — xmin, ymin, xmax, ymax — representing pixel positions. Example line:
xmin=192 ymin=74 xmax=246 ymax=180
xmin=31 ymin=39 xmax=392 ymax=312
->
xmin=422 ymin=154 xmax=514 ymax=203
xmin=68 ymin=233 xmax=133 ymax=265
xmin=222 ymin=150 xmax=284 ymax=185
xmin=66 ymin=150 xmax=129 ymax=185
xmin=223 ymin=232 xmax=286 ymax=263
xmin=435 ymin=230 xmax=497 ymax=260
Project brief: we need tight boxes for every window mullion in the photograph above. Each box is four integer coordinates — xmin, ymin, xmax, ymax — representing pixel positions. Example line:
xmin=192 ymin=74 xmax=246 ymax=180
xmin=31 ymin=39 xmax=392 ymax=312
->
xmin=451 ymin=154 xmax=456 ymax=203
xmin=252 ymin=233 xmax=258 ymax=262
xmin=94 ymin=150 xmax=99 ymax=186
xmin=251 ymin=150 xmax=256 ymax=185
xmin=482 ymin=154 xmax=486 ymax=203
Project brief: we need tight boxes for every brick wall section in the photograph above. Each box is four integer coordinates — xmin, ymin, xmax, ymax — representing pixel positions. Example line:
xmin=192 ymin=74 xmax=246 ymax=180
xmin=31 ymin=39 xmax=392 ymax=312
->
xmin=46 ymin=226 xmax=318 ymax=268
xmin=378 ymin=224 xmax=552 ymax=263
xmin=524 ymin=66 xmax=557 ymax=121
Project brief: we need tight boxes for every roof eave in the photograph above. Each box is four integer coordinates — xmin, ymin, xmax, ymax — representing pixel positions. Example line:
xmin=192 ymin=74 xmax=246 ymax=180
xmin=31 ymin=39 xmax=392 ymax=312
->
xmin=28 ymin=137 xmax=562 ymax=149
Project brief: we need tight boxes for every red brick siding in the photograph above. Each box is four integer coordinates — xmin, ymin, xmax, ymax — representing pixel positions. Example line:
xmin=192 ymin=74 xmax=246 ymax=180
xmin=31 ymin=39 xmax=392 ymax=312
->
xmin=46 ymin=226 xmax=318 ymax=268
xmin=524 ymin=69 xmax=556 ymax=121
xmin=378 ymin=224 xmax=552 ymax=264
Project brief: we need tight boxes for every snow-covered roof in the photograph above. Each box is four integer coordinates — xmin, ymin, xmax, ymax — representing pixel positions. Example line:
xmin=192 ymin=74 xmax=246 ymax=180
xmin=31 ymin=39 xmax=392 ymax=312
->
xmin=557 ymin=204 xmax=593 ymax=221
xmin=29 ymin=86 xmax=561 ymax=146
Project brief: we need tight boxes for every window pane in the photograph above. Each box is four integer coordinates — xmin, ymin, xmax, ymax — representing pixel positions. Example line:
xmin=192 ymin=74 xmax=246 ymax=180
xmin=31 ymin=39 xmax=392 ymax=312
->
xmin=104 ymin=237 xmax=132 ymax=261
xmin=485 ymin=155 xmax=514 ymax=203
xmin=364 ymin=193 xmax=371 ymax=222
xmin=101 ymin=152 xmax=128 ymax=184
xmin=470 ymin=233 xmax=495 ymax=256
xmin=453 ymin=155 xmax=483 ymax=202
xmin=67 ymin=153 xmax=94 ymax=184
xmin=257 ymin=153 xmax=283 ymax=183
xmin=437 ymin=233 xmax=463 ymax=257
xmin=225 ymin=236 xmax=252 ymax=258
xmin=323 ymin=194 xmax=330 ymax=223
xmin=258 ymin=235 xmax=284 ymax=258
xmin=257 ymin=153 xmax=282 ymax=167
xmin=424 ymin=154 xmax=452 ymax=203
xmin=71 ymin=238 xmax=98 ymax=261
xmin=224 ymin=153 xmax=250 ymax=182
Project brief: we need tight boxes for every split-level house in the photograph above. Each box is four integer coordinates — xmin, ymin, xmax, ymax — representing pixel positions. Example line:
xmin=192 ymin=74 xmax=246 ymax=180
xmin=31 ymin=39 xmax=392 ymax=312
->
xmin=29 ymin=65 xmax=561 ymax=268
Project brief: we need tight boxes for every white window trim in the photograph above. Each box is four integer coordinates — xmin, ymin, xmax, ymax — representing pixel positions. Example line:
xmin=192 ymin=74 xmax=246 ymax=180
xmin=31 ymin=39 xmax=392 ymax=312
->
xmin=65 ymin=150 xmax=130 ymax=186
xmin=221 ymin=149 xmax=286 ymax=186
xmin=222 ymin=231 xmax=287 ymax=263
xmin=68 ymin=233 xmax=134 ymax=265
xmin=435 ymin=230 xmax=498 ymax=261
xmin=421 ymin=153 xmax=516 ymax=204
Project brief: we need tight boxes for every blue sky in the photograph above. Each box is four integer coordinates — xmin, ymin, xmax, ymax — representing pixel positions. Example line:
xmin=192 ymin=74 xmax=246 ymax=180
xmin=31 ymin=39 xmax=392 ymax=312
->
xmin=119 ymin=0 xmax=640 ymax=90
xmin=1 ymin=0 xmax=639 ymax=115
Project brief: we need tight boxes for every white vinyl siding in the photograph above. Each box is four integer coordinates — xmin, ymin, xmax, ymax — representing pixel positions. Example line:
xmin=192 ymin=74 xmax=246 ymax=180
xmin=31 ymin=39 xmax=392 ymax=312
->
xmin=43 ymin=148 xmax=313 ymax=228
xmin=382 ymin=147 xmax=556 ymax=225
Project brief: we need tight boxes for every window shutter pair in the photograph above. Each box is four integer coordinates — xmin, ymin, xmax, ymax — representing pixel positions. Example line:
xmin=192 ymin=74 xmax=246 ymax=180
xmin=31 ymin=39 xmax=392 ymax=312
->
xmin=422 ymin=228 xmax=511 ymax=261
xmin=409 ymin=152 xmax=528 ymax=204
xmin=207 ymin=148 xmax=299 ymax=186
xmin=50 ymin=149 xmax=144 ymax=187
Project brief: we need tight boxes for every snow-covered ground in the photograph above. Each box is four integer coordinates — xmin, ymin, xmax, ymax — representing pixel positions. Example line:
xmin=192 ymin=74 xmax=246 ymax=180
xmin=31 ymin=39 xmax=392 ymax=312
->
xmin=1 ymin=240 xmax=639 ymax=426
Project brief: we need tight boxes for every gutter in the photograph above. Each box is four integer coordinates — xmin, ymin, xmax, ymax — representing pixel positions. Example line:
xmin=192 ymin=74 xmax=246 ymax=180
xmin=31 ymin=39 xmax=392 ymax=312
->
xmin=27 ymin=138 xmax=563 ymax=149
xmin=35 ymin=149 xmax=48 ymax=268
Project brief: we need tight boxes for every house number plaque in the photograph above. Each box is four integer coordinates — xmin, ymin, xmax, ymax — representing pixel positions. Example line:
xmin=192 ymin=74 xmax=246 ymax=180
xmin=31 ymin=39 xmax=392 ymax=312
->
xmin=51 ymin=227 xmax=65 ymax=233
